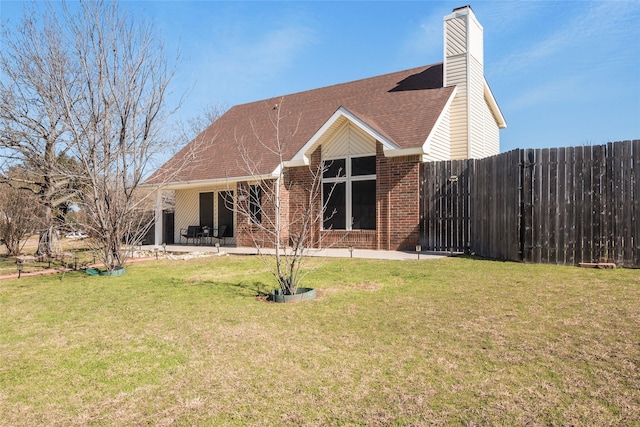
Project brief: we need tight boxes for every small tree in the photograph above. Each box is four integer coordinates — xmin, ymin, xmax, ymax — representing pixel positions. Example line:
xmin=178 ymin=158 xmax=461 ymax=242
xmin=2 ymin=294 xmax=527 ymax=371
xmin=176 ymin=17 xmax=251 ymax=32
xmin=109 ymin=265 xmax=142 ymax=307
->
xmin=0 ymin=182 xmax=44 ymax=256
xmin=232 ymin=100 xmax=336 ymax=296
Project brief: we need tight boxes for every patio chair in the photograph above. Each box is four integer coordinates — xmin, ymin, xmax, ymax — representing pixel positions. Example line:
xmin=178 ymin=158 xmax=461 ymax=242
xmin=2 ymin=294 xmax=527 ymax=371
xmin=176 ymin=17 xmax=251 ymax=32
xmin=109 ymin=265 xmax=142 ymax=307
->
xmin=180 ymin=225 xmax=201 ymax=245
xmin=211 ymin=224 xmax=228 ymax=246
xmin=200 ymin=226 xmax=212 ymax=245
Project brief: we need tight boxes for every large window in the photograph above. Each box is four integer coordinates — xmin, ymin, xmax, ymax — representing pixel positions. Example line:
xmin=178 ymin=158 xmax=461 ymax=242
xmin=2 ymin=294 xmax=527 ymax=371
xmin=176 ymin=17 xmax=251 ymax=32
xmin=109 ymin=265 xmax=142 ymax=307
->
xmin=322 ymin=155 xmax=376 ymax=230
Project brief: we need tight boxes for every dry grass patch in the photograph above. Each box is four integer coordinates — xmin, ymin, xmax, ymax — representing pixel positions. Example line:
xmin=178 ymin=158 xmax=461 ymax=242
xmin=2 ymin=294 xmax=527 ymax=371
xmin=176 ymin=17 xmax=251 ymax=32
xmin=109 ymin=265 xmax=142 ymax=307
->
xmin=319 ymin=280 xmax=383 ymax=298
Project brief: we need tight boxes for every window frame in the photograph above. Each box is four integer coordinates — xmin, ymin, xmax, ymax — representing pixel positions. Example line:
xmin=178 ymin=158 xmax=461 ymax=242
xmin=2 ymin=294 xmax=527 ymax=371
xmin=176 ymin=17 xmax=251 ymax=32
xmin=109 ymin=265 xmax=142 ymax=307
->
xmin=322 ymin=154 xmax=376 ymax=231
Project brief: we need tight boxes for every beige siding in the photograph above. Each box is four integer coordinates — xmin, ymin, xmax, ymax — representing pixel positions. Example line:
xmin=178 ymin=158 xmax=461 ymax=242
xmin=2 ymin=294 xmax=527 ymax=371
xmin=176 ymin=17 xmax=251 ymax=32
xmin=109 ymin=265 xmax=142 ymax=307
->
xmin=174 ymin=186 xmax=237 ymax=244
xmin=322 ymin=121 xmax=376 ymax=159
xmin=174 ymin=189 xmax=200 ymax=243
xmin=445 ymin=17 xmax=467 ymax=58
xmin=425 ymin=107 xmax=451 ymax=161
xmin=468 ymin=14 xmax=483 ymax=65
xmin=447 ymin=55 xmax=468 ymax=159
xmin=468 ymin=57 xmax=486 ymax=159
xmin=483 ymin=99 xmax=500 ymax=156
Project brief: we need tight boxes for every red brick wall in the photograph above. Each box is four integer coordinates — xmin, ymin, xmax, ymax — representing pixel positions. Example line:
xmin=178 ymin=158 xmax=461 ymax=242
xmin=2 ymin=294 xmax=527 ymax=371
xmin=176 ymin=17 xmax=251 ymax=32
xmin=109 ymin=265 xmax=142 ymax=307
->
xmin=285 ymin=148 xmax=322 ymax=248
xmin=376 ymin=143 xmax=421 ymax=251
xmin=235 ymin=179 xmax=289 ymax=248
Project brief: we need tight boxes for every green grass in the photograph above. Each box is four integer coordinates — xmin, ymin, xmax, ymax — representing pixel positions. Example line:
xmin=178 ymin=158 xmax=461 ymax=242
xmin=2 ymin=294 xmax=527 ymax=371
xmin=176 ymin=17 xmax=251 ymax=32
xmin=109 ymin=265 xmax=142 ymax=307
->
xmin=0 ymin=255 xmax=638 ymax=426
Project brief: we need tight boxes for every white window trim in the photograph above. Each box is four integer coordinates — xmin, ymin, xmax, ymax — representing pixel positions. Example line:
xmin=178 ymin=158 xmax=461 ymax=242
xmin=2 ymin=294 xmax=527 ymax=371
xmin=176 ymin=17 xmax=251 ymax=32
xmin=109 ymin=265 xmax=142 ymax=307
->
xmin=322 ymin=154 xmax=376 ymax=231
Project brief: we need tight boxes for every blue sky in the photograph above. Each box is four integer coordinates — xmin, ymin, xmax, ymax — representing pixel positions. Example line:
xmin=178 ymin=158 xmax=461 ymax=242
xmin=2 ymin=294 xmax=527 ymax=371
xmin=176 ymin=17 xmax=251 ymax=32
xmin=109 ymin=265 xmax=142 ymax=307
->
xmin=2 ymin=1 xmax=639 ymax=152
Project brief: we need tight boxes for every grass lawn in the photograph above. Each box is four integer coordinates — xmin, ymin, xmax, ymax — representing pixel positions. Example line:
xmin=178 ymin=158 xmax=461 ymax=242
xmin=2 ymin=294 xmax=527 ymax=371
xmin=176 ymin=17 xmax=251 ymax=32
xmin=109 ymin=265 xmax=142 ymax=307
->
xmin=0 ymin=255 xmax=638 ymax=426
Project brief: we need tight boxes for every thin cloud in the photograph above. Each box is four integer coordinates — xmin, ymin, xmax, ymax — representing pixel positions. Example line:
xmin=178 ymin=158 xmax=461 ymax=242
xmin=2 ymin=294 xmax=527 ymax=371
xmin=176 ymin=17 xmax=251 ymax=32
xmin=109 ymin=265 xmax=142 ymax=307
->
xmin=506 ymin=76 xmax=586 ymax=112
xmin=398 ymin=8 xmax=444 ymax=65
xmin=244 ymin=26 xmax=315 ymax=79
xmin=192 ymin=23 xmax=315 ymax=104
xmin=493 ymin=1 xmax=639 ymax=77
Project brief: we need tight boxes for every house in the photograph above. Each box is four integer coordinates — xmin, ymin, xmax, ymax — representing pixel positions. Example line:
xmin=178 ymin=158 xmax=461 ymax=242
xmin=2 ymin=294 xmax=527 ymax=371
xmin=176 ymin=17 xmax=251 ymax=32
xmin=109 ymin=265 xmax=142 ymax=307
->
xmin=144 ymin=5 xmax=506 ymax=251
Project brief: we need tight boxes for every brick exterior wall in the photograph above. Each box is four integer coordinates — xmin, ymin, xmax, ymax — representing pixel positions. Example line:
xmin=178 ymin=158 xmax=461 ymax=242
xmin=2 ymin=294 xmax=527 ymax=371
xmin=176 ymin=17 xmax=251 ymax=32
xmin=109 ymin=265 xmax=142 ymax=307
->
xmin=376 ymin=143 xmax=421 ymax=251
xmin=235 ymin=179 xmax=289 ymax=248
xmin=235 ymin=143 xmax=421 ymax=251
xmin=285 ymin=147 xmax=322 ymax=248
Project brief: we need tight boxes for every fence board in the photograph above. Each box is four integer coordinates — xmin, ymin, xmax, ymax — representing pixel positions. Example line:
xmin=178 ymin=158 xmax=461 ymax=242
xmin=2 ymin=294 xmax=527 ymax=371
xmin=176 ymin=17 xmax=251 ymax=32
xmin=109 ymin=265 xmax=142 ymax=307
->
xmin=633 ymin=140 xmax=640 ymax=267
xmin=556 ymin=148 xmax=567 ymax=264
xmin=604 ymin=142 xmax=614 ymax=262
xmin=622 ymin=141 xmax=634 ymax=265
xmin=548 ymin=149 xmax=558 ymax=263
xmin=521 ymin=149 xmax=534 ymax=262
xmin=566 ymin=147 xmax=577 ymax=265
xmin=540 ymin=148 xmax=554 ymax=263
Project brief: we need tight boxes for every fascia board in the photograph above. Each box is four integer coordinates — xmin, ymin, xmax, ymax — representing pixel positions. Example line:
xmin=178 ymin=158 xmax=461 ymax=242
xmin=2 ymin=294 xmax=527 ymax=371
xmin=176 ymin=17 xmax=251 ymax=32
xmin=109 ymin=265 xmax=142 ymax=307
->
xmin=484 ymin=79 xmax=507 ymax=128
xmin=383 ymin=146 xmax=426 ymax=158
xmin=288 ymin=106 xmax=399 ymax=165
xmin=422 ymin=86 xmax=458 ymax=154
xmin=143 ymin=173 xmax=278 ymax=191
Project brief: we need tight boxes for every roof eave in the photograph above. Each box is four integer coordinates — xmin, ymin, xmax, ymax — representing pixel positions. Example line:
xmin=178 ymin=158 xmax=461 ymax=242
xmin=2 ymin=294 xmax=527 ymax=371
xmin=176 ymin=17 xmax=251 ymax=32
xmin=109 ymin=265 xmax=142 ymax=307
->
xmin=141 ymin=172 xmax=279 ymax=191
xmin=484 ymin=79 xmax=506 ymax=128
xmin=383 ymin=146 xmax=428 ymax=161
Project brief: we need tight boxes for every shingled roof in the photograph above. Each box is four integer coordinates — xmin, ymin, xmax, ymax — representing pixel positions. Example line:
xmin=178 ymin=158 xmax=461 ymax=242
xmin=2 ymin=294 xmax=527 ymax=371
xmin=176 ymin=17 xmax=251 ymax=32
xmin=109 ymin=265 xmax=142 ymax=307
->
xmin=145 ymin=62 xmax=455 ymax=187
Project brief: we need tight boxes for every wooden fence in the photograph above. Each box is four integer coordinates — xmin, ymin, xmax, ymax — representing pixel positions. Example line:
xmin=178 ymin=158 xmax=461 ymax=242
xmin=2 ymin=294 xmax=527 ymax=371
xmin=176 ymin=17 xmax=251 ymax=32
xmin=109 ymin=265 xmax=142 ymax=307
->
xmin=420 ymin=140 xmax=639 ymax=268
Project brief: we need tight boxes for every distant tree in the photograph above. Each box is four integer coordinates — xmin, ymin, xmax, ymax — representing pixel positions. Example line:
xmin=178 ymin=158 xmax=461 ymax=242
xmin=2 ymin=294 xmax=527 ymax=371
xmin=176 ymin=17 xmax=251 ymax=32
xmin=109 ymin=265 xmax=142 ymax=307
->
xmin=184 ymin=103 xmax=228 ymax=140
xmin=0 ymin=2 xmax=81 ymax=256
xmin=0 ymin=181 xmax=44 ymax=257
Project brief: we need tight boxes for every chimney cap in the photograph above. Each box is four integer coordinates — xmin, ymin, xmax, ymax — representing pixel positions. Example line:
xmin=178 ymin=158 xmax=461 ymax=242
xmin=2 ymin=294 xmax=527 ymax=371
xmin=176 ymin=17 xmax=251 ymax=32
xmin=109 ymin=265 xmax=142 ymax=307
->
xmin=452 ymin=5 xmax=473 ymax=12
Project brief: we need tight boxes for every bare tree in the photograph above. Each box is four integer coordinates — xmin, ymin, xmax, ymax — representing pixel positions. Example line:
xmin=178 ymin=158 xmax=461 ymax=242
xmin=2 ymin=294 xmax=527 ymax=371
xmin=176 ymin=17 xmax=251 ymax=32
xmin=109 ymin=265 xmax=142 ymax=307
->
xmin=0 ymin=181 xmax=45 ymax=257
xmin=53 ymin=1 xmax=177 ymax=271
xmin=232 ymin=100 xmax=336 ymax=296
xmin=0 ymin=3 xmax=81 ymax=255
xmin=183 ymin=103 xmax=228 ymax=142
xmin=161 ymin=103 xmax=229 ymax=211
xmin=1 ymin=2 xmax=207 ymax=271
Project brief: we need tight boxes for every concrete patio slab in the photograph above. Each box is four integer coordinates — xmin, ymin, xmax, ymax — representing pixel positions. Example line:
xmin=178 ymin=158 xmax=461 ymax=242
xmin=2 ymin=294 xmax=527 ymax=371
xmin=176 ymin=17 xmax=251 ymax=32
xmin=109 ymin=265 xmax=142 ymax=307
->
xmin=143 ymin=245 xmax=450 ymax=261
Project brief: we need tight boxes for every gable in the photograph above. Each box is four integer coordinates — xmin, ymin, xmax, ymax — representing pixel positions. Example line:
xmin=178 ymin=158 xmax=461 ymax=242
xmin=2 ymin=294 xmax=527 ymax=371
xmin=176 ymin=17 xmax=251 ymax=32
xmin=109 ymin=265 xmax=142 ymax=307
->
xmin=322 ymin=121 xmax=376 ymax=159
xmin=286 ymin=107 xmax=395 ymax=166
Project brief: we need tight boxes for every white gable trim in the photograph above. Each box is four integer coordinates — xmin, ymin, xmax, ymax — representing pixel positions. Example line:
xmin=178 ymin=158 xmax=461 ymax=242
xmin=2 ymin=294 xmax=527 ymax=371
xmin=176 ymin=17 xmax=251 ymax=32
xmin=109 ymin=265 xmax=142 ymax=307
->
xmin=143 ymin=173 xmax=278 ymax=191
xmin=285 ymin=106 xmax=399 ymax=167
xmin=484 ymin=79 xmax=506 ymax=128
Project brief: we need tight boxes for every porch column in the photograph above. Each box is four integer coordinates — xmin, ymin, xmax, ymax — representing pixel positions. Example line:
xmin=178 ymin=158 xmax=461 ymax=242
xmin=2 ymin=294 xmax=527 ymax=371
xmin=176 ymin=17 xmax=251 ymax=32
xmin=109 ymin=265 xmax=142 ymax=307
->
xmin=154 ymin=188 xmax=163 ymax=246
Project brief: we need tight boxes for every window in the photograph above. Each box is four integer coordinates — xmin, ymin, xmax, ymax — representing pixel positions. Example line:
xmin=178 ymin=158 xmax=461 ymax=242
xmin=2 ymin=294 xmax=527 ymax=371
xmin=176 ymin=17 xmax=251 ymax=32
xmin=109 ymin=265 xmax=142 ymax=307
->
xmin=322 ymin=155 xmax=376 ymax=230
xmin=249 ymin=185 xmax=262 ymax=224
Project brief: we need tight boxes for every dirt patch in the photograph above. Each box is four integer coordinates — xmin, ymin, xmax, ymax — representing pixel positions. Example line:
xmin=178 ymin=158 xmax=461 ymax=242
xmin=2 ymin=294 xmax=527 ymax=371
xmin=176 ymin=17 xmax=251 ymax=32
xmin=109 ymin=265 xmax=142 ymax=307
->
xmin=318 ymin=281 xmax=383 ymax=298
xmin=351 ymin=281 xmax=383 ymax=291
